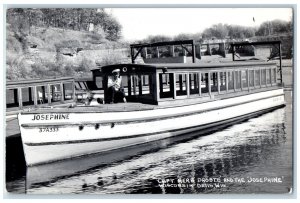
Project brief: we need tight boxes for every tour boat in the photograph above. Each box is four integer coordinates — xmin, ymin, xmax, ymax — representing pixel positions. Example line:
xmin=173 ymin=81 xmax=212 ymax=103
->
xmin=18 ymin=41 xmax=286 ymax=166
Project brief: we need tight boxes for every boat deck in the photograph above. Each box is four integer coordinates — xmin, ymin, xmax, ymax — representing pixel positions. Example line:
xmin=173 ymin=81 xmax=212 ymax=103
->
xmin=21 ymin=102 xmax=156 ymax=114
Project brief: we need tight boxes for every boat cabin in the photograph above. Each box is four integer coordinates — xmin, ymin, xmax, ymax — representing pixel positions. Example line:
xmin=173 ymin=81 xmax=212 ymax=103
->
xmin=89 ymin=40 xmax=283 ymax=107
xmin=91 ymin=60 xmax=281 ymax=106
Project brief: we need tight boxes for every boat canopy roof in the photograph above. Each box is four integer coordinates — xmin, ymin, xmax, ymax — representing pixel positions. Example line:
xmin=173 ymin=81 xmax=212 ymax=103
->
xmin=92 ymin=60 xmax=277 ymax=75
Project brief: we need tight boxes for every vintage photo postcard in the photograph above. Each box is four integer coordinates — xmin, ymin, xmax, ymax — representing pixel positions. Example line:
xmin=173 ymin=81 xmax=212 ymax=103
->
xmin=4 ymin=5 xmax=294 ymax=196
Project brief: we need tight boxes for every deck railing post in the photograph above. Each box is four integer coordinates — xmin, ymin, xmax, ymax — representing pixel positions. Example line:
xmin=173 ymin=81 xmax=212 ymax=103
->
xmin=240 ymin=70 xmax=243 ymax=91
xmin=138 ymin=74 xmax=143 ymax=95
xmin=47 ymin=84 xmax=51 ymax=105
xmin=33 ymin=86 xmax=38 ymax=107
xmin=226 ymin=71 xmax=229 ymax=92
xmin=270 ymin=68 xmax=272 ymax=87
xmin=17 ymin=87 xmax=23 ymax=109
xmin=198 ymin=72 xmax=202 ymax=96
xmin=172 ymin=73 xmax=177 ymax=99
xmin=60 ymin=82 xmax=65 ymax=102
xmin=247 ymin=69 xmax=250 ymax=91
xmin=155 ymin=73 xmax=160 ymax=101
xmin=217 ymin=72 xmax=220 ymax=94
xmin=265 ymin=68 xmax=268 ymax=87
xmin=186 ymin=73 xmax=190 ymax=97
xmin=72 ymin=81 xmax=76 ymax=101
xmin=233 ymin=71 xmax=236 ymax=92
xmin=275 ymin=66 xmax=278 ymax=85
xmin=259 ymin=69 xmax=262 ymax=88
xmin=208 ymin=72 xmax=211 ymax=98
xmin=253 ymin=69 xmax=256 ymax=89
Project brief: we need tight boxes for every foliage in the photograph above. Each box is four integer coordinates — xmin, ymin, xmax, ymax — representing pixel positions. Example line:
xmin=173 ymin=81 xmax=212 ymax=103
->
xmin=97 ymin=52 xmax=124 ymax=66
xmin=255 ymin=20 xmax=292 ymax=36
xmin=201 ymin=20 xmax=291 ymax=40
xmin=76 ymin=57 xmax=96 ymax=72
xmin=6 ymin=53 xmax=31 ymax=80
xmin=6 ymin=32 xmax=23 ymax=53
xmin=6 ymin=8 xmax=122 ymax=41
xmin=202 ymin=23 xmax=229 ymax=39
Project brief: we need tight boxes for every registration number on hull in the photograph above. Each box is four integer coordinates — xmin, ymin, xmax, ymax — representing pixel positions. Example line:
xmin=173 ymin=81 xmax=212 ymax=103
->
xmin=39 ymin=127 xmax=59 ymax=133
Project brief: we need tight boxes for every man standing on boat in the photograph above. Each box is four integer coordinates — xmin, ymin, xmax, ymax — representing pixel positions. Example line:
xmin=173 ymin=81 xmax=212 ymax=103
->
xmin=107 ymin=69 xmax=127 ymax=103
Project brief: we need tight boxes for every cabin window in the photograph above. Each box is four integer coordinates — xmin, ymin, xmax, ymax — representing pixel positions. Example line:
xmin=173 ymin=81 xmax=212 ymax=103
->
xmin=241 ymin=70 xmax=248 ymax=89
xmin=6 ymin=89 xmax=17 ymax=107
xmin=63 ymin=82 xmax=74 ymax=100
xmin=159 ymin=73 xmax=172 ymax=98
xmin=201 ymin=73 xmax=209 ymax=95
xmin=210 ymin=72 xmax=218 ymax=93
xmin=219 ymin=71 xmax=226 ymax=92
xmin=130 ymin=75 xmax=140 ymax=96
xmin=189 ymin=73 xmax=200 ymax=95
xmin=142 ymin=75 xmax=149 ymax=86
xmin=119 ymin=75 xmax=128 ymax=96
xmin=95 ymin=77 xmax=103 ymax=89
xmin=50 ymin=84 xmax=61 ymax=102
xmin=141 ymin=75 xmax=151 ymax=94
xmin=6 ymin=88 xmax=32 ymax=108
xmin=255 ymin=69 xmax=260 ymax=87
xmin=266 ymin=68 xmax=271 ymax=84
xmin=261 ymin=69 xmax=267 ymax=86
xmin=36 ymin=86 xmax=46 ymax=103
xmin=176 ymin=73 xmax=187 ymax=96
xmin=235 ymin=70 xmax=241 ymax=90
xmin=129 ymin=74 xmax=152 ymax=96
xmin=21 ymin=87 xmax=29 ymax=106
xmin=129 ymin=75 xmax=138 ymax=96
xmin=249 ymin=69 xmax=255 ymax=87
xmin=228 ymin=71 xmax=234 ymax=91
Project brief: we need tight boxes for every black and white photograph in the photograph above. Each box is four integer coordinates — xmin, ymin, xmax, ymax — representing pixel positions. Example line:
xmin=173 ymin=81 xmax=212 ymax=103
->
xmin=3 ymin=3 xmax=295 ymax=197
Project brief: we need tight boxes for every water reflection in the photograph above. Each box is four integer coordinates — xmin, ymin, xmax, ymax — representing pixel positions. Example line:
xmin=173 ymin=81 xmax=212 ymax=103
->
xmin=22 ymin=106 xmax=291 ymax=194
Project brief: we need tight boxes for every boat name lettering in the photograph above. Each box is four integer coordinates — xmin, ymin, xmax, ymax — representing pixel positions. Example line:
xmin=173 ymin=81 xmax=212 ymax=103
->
xmin=32 ymin=114 xmax=70 ymax=121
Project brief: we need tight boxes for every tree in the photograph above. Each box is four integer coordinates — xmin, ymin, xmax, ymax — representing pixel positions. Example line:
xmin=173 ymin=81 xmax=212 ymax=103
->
xmin=94 ymin=10 xmax=122 ymax=41
xmin=256 ymin=19 xmax=292 ymax=36
xmin=227 ymin=25 xmax=255 ymax=39
xmin=6 ymin=8 xmax=123 ymax=42
xmin=202 ymin=23 xmax=229 ymax=39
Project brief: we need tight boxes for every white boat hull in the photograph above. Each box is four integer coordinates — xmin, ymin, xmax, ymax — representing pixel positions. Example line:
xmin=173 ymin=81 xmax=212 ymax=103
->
xmin=18 ymin=89 xmax=285 ymax=166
